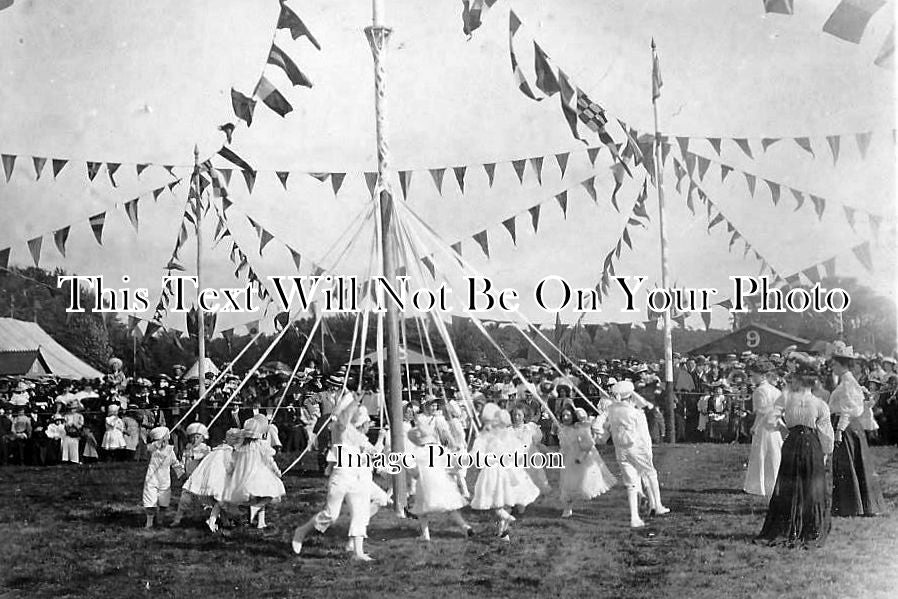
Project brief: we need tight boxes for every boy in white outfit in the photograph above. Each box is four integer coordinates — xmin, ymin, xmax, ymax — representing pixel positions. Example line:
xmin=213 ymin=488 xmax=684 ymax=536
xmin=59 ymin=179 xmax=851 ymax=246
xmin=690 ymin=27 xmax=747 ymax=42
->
xmin=600 ymin=381 xmax=670 ymax=528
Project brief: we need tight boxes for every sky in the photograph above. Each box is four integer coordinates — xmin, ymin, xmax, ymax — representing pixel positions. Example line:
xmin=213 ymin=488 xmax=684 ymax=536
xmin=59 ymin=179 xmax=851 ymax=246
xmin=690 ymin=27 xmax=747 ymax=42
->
xmin=0 ymin=0 xmax=895 ymax=335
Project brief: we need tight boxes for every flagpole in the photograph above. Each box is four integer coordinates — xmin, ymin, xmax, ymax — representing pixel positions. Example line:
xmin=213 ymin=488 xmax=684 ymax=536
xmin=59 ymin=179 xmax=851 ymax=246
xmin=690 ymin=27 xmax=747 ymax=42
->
xmin=366 ymin=0 xmax=407 ymax=515
xmin=651 ymin=39 xmax=676 ymax=444
xmin=194 ymin=145 xmax=207 ymax=410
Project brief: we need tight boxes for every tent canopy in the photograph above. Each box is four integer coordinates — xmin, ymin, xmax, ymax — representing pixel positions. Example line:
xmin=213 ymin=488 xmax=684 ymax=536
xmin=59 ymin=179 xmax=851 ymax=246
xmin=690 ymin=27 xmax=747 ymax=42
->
xmin=183 ymin=357 xmax=220 ymax=380
xmin=687 ymin=323 xmax=810 ymax=357
xmin=347 ymin=348 xmax=448 ymax=367
xmin=0 ymin=318 xmax=103 ymax=379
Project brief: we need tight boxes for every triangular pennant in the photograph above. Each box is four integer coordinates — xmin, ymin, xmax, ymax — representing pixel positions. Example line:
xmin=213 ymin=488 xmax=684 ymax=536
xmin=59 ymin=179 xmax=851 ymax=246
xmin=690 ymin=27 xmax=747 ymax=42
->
xmin=276 ymin=171 xmax=290 ymax=190
xmin=259 ymin=229 xmax=274 ymax=254
xmin=733 ymin=138 xmax=753 ymax=159
xmin=287 ymin=247 xmax=302 ymax=271
xmin=761 ymin=138 xmax=781 ymax=151
xmin=231 ymin=88 xmax=256 ymax=126
xmin=529 ymin=156 xmax=543 ymax=185
xmin=875 ymin=25 xmax=895 ymax=68
xmin=793 ymin=137 xmax=814 ymax=157
xmin=868 ymin=213 xmax=882 ymax=241
xmin=429 ymin=168 xmax=445 ymax=194
xmin=502 ymin=217 xmax=517 ymax=245
xmin=708 ymin=212 xmax=725 ymax=230
xmin=309 ymin=172 xmax=330 ymax=183
xmin=512 ymin=159 xmax=526 ymax=183
xmin=218 ymin=146 xmax=254 ymax=171
xmin=622 ymin=228 xmax=633 ymax=249
xmin=453 ymin=166 xmax=467 ymax=193
xmin=86 ymin=161 xmax=101 ymax=181
xmin=219 ymin=169 xmax=233 ymax=185
xmin=826 ymin=135 xmax=841 ymax=165
xmin=676 ymin=137 xmax=690 ymax=158
xmin=852 ymin=241 xmax=873 ymax=272
xmin=254 ymin=75 xmax=293 ymax=117
xmin=267 ymin=43 xmax=313 ymax=88
xmin=450 ymin=241 xmax=462 ymax=256
xmin=556 ymin=191 xmax=568 ymax=217
xmin=364 ymin=172 xmax=378 ymax=196
xmin=729 ymin=230 xmax=740 ymax=249
xmin=587 ymin=147 xmax=600 ymax=166
xmin=483 ymin=163 xmax=496 ymax=187
xmin=52 ymin=159 xmax=68 ymax=179
xmin=810 ymin=195 xmax=826 ymax=220
xmin=614 ymin=239 xmax=622 ymax=259
xmin=399 ymin=170 xmax=412 ymax=198
xmin=581 ymin=176 xmax=597 ymax=203
xmin=32 ymin=157 xmax=46 ymax=180
xmin=472 ymin=230 xmax=490 ymax=258
xmin=700 ymin=311 xmax=711 ymax=330
xmin=136 ymin=163 xmax=149 ymax=177
xmin=855 ymin=131 xmax=872 ymax=158
xmin=721 ymin=164 xmax=732 ymax=182
xmin=53 ymin=226 xmax=70 ymax=258
xmin=707 ymin=138 xmax=722 ymax=155
xmin=277 ymin=1 xmax=321 ymax=49
xmin=823 ymin=257 xmax=837 ymax=279
xmin=696 ymin=156 xmax=710 ymax=180
xmin=685 ymin=182 xmax=697 ymax=215
xmin=331 ymin=172 xmax=346 ymax=196
xmin=684 ymin=152 xmax=697 ymax=177
xmin=124 ymin=199 xmax=139 ymax=231
xmin=89 ymin=212 xmax=105 ymax=245
xmin=744 ymin=172 xmax=756 ymax=196
xmin=661 ymin=142 xmax=672 ymax=165
xmin=673 ymin=159 xmax=686 ymax=192
xmin=802 ymin=265 xmax=822 ymax=283
xmin=421 ymin=255 xmax=436 ymax=279
xmin=554 ymin=152 xmax=569 ymax=177
xmin=790 ymin=188 xmax=805 ymax=211
xmin=843 ymin=205 xmax=857 ymax=231
xmin=222 ymin=196 xmax=233 ymax=212
xmin=610 ymin=163 xmax=626 ymax=212
xmin=533 ymin=42 xmax=560 ymax=96
xmin=528 ymin=205 xmax=541 ymax=233
xmin=765 ymin=180 xmax=780 ymax=205
xmin=1 ymin=154 xmax=16 ymax=182
xmin=163 ymin=165 xmax=176 ymax=177
xmin=241 ymin=170 xmax=257 ymax=193
xmin=106 ymin=163 xmax=120 ymax=187
xmin=27 ymin=236 xmax=42 ymax=267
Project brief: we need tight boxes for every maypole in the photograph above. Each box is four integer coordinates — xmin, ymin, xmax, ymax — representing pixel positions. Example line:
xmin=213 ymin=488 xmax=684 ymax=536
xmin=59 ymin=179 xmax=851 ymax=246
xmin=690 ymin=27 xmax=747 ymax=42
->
xmin=651 ymin=40 xmax=676 ymax=443
xmin=193 ymin=145 xmax=207 ymax=408
xmin=366 ymin=0 xmax=407 ymax=514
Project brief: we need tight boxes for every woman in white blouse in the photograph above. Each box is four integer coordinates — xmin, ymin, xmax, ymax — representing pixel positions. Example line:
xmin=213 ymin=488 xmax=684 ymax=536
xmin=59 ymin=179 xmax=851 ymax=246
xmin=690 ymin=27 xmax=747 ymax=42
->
xmin=828 ymin=342 xmax=885 ymax=517
xmin=756 ymin=352 xmax=832 ymax=547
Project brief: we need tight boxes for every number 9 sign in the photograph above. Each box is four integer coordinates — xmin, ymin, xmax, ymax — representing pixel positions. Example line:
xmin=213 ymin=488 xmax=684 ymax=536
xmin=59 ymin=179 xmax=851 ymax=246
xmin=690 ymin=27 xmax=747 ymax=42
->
xmin=746 ymin=330 xmax=760 ymax=349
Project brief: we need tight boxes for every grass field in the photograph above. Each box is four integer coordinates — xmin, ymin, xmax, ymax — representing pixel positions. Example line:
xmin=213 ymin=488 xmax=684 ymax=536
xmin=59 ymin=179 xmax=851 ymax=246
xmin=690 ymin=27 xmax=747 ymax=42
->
xmin=1 ymin=443 xmax=896 ymax=599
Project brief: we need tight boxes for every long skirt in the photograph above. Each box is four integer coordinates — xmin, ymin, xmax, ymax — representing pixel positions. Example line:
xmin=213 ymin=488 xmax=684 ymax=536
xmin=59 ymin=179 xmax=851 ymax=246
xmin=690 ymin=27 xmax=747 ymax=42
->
xmin=756 ymin=426 xmax=830 ymax=548
xmin=832 ymin=418 xmax=886 ymax=517
xmin=743 ymin=426 xmax=783 ymax=498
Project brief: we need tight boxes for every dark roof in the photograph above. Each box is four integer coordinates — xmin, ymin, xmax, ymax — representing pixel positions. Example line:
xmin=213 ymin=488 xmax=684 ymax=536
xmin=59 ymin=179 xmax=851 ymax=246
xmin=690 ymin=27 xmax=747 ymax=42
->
xmin=687 ymin=323 xmax=810 ymax=356
xmin=0 ymin=350 xmax=51 ymax=376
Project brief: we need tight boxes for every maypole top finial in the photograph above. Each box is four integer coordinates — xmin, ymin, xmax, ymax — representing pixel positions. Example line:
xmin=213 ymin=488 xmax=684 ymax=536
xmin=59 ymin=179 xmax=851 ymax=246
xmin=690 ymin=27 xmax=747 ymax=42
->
xmin=193 ymin=144 xmax=199 ymax=162
xmin=651 ymin=37 xmax=656 ymax=50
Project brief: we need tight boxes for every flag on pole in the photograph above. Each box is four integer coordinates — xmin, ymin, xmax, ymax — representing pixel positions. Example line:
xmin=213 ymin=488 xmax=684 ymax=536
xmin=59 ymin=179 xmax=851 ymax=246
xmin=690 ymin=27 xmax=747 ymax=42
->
xmin=651 ymin=40 xmax=663 ymax=101
xmin=823 ymin=0 xmax=886 ymax=44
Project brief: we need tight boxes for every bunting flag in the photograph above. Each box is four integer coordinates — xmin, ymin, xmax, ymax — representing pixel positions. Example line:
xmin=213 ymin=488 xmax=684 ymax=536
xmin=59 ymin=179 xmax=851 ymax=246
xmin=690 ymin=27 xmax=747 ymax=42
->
xmin=124 ymin=199 xmax=139 ymax=232
xmin=533 ymin=42 xmax=560 ymax=96
xmin=86 ymin=212 xmax=105 ymax=245
xmin=853 ymin=241 xmax=873 ymax=271
xmin=52 ymin=159 xmax=67 ymax=179
xmin=398 ymin=170 xmax=412 ymax=198
xmin=556 ymin=191 xmax=568 ymax=217
xmin=610 ymin=163 xmax=626 ymax=211
xmin=364 ymin=172 xmax=378 ymax=197
xmin=765 ymin=179 xmax=780 ymax=205
xmin=32 ymin=157 xmax=46 ymax=180
xmin=231 ymin=88 xmax=256 ymax=126
xmin=529 ymin=156 xmax=544 ymax=184
xmin=700 ymin=311 xmax=712 ymax=330
xmin=1 ymin=154 xmax=15 ymax=182
xmin=555 ymin=152 xmax=569 ymax=177
xmin=843 ymin=206 xmax=857 ymax=231
xmin=254 ymin=75 xmax=293 ymax=117
xmin=472 ymin=230 xmax=490 ymax=258
xmin=581 ymin=176 xmax=597 ymax=203
xmin=529 ymin=205 xmax=541 ymax=233
xmin=855 ymin=131 xmax=872 ymax=158
xmin=502 ymin=217 xmax=517 ymax=245
xmin=106 ymin=162 xmax=120 ymax=187
xmin=587 ymin=147 xmax=600 ymax=166
xmin=707 ymin=138 xmax=722 ymax=155
xmin=696 ymin=155 xmax=710 ymax=180
xmin=616 ymin=322 xmax=633 ymax=347
xmin=794 ymin=137 xmax=814 ymax=157
xmin=242 ymin=170 xmax=257 ymax=193
xmin=763 ymin=0 xmax=794 ymax=15
xmin=483 ymin=163 xmax=496 ymax=187
xmin=327 ymin=172 xmax=343 ymax=196
xmin=268 ymin=43 xmax=313 ymax=88
xmin=733 ymin=138 xmax=753 ymax=159
xmin=421 ymin=255 xmax=436 ymax=279
xmin=826 ymin=135 xmax=841 ymax=164
xmin=761 ymin=138 xmax=781 ymax=151
xmin=27 ymin=236 xmax=42 ymax=267
xmin=451 ymin=241 xmax=462 ymax=257
xmin=429 ymin=168 xmax=445 ymax=194
xmin=218 ymin=146 xmax=254 ymax=172
xmin=720 ymin=164 xmax=732 ymax=182
xmin=823 ymin=0 xmax=886 ymax=43
xmin=86 ymin=161 xmax=101 ymax=181
xmin=512 ymin=159 xmax=526 ymax=183
xmin=462 ymin=0 xmax=497 ymax=38
xmin=53 ymin=227 xmax=70 ymax=257
xmin=508 ymin=12 xmax=542 ymax=101
xmin=276 ymin=171 xmax=289 ymax=189
xmin=454 ymin=166 xmax=467 ymax=193
xmin=810 ymin=195 xmax=826 ymax=220
xmin=277 ymin=0 xmax=321 ymax=49
xmin=875 ymin=26 xmax=895 ymax=68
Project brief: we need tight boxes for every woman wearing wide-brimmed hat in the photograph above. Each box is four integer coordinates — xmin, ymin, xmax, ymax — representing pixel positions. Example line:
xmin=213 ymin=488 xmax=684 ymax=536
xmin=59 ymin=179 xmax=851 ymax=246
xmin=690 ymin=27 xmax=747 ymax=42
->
xmin=756 ymin=352 xmax=833 ymax=547
xmin=828 ymin=342 xmax=886 ymax=517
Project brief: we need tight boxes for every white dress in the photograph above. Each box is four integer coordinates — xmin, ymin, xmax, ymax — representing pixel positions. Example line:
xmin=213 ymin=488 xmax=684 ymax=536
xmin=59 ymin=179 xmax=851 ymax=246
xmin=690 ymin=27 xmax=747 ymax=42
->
xmin=101 ymin=415 xmax=126 ymax=450
xmin=183 ymin=442 xmax=212 ymax=477
xmin=558 ymin=423 xmax=616 ymax=502
xmin=183 ymin=444 xmax=233 ymax=501
xmin=602 ymin=401 xmax=656 ymax=489
xmin=143 ymin=443 xmax=184 ymax=508
xmin=222 ymin=440 xmax=286 ymax=505
xmin=509 ymin=422 xmax=550 ymax=492
xmin=470 ymin=428 xmax=541 ymax=510
xmin=410 ymin=443 xmax=468 ymax=514
xmin=743 ymin=382 xmax=784 ymax=497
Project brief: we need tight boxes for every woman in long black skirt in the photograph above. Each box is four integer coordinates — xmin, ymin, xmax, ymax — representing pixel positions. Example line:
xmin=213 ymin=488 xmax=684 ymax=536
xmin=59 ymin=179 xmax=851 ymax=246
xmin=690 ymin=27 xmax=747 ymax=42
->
xmin=756 ymin=354 xmax=833 ymax=548
xmin=828 ymin=342 xmax=886 ymax=517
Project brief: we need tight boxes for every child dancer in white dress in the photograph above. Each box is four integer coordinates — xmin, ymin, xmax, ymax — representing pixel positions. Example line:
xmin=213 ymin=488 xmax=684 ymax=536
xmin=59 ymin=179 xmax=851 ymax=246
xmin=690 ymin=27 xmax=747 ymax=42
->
xmin=143 ymin=426 xmax=185 ymax=528
xmin=222 ymin=417 xmax=286 ymax=529
xmin=439 ymin=399 xmax=471 ymax=499
xmin=169 ymin=423 xmax=219 ymax=528
xmin=509 ymin=405 xmax=551 ymax=496
xmin=600 ymin=381 xmax=669 ymax=527
xmin=557 ymin=406 xmax=616 ymax=518
xmin=470 ymin=404 xmax=541 ymax=539
xmin=101 ymin=404 xmax=127 ymax=459
xmin=292 ymin=394 xmax=387 ymax=561
xmin=180 ymin=428 xmax=242 ymax=532
xmin=407 ymin=413 xmax=473 ymax=541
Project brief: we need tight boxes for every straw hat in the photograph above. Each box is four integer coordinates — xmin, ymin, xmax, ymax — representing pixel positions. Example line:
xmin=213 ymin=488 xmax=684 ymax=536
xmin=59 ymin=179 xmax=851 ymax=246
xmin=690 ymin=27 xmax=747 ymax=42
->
xmin=611 ymin=380 xmax=634 ymax=397
xmin=829 ymin=341 xmax=856 ymax=360
xmin=149 ymin=426 xmax=170 ymax=442
xmin=185 ymin=422 xmax=209 ymax=439
xmin=241 ymin=417 xmax=267 ymax=439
